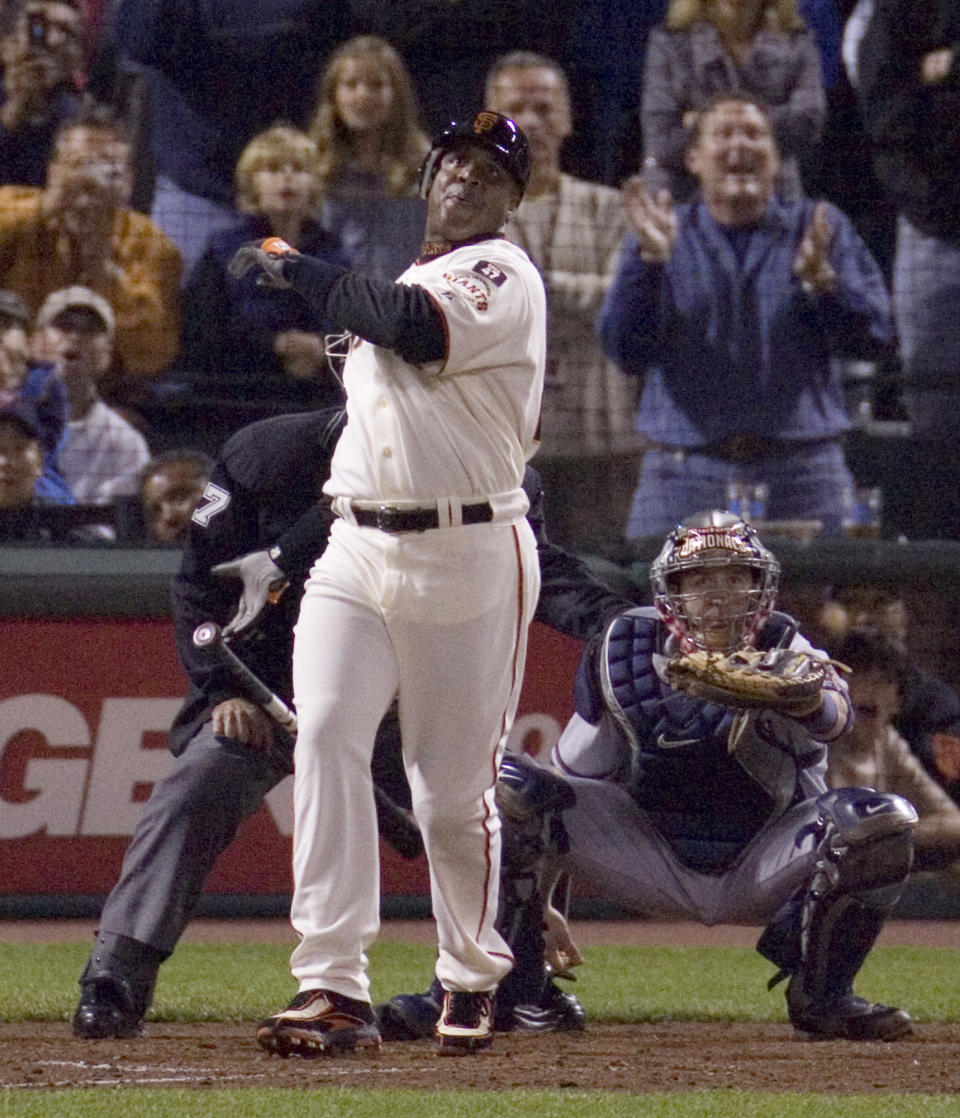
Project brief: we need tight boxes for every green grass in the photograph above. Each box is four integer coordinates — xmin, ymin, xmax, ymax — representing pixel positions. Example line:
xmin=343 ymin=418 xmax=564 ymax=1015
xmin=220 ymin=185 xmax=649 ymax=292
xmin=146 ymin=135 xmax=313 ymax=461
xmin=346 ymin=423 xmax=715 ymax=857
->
xmin=2 ymin=941 xmax=957 ymax=1025
xmin=3 ymin=1091 xmax=960 ymax=1118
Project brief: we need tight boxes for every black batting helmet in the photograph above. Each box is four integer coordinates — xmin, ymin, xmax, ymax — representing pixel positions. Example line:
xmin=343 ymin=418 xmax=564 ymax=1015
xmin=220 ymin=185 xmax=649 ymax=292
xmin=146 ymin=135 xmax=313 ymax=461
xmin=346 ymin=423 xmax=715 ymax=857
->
xmin=418 ymin=111 xmax=531 ymax=199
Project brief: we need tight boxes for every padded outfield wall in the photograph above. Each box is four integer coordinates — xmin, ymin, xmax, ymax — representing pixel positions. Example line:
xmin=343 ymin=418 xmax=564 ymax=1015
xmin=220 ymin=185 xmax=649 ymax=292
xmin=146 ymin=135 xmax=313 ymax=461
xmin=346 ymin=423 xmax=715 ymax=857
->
xmin=2 ymin=538 xmax=959 ymax=918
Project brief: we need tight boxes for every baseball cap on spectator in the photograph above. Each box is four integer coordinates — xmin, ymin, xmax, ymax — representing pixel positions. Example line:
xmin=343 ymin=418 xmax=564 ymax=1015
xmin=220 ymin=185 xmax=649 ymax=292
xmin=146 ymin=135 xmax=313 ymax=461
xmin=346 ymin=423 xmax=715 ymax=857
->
xmin=0 ymin=291 xmax=30 ymax=328
xmin=0 ymin=397 xmax=42 ymax=439
xmin=35 ymin=286 xmax=115 ymax=337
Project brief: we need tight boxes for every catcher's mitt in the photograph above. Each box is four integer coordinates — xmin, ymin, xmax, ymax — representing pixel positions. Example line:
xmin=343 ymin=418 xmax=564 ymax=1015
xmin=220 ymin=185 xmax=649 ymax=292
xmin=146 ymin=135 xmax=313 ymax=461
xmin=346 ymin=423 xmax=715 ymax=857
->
xmin=664 ymin=647 xmax=839 ymax=717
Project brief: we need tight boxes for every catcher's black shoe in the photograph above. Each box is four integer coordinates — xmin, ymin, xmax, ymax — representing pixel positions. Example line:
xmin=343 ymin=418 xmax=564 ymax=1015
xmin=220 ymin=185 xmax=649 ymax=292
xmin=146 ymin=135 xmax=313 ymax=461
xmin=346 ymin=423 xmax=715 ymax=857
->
xmin=503 ymin=981 xmax=587 ymax=1033
xmin=787 ymin=981 xmax=913 ymax=1041
xmin=435 ymin=991 xmax=495 ymax=1055
xmin=72 ymin=976 xmax=144 ymax=1039
xmin=375 ymin=980 xmax=443 ymax=1041
xmin=257 ymin=989 xmax=382 ymax=1057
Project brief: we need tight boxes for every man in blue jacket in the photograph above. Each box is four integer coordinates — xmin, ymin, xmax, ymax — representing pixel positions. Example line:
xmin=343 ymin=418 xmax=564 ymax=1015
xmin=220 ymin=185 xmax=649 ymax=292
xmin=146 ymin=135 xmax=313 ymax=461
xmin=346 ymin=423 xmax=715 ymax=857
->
xmin=600 ymin=91 xmax=894 ymax=540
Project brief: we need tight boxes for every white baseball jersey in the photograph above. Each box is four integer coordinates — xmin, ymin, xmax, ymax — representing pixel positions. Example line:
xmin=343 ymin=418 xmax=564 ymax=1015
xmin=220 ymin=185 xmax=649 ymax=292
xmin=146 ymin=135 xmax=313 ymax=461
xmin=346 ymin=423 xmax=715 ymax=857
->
xmin=325 ymin=235 xmax=546 ymax=511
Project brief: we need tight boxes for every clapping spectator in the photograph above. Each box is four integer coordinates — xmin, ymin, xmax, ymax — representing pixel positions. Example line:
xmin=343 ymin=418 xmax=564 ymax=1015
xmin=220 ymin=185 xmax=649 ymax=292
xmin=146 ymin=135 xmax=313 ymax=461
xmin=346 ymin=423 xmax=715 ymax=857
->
xmin=0 ymin=102 xmax=182 ymax=378
xmin=0 ymin=0 xmax=85 ymax=186
xmin=180 ymin=124 xmax=348 ymax=405
xmin=641 ymin=0 xmax=826 ymax=200
xmin=32 ymin=284 xmax=150 ymax=504
xmin=600 ymin=92 xmax=893 ymax=540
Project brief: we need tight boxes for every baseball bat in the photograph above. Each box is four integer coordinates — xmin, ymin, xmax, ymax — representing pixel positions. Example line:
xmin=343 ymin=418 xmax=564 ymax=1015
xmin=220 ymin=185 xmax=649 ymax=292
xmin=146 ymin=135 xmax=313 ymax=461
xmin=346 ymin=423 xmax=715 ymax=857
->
xmin=192 ymin=621 xmax=298 ymax=735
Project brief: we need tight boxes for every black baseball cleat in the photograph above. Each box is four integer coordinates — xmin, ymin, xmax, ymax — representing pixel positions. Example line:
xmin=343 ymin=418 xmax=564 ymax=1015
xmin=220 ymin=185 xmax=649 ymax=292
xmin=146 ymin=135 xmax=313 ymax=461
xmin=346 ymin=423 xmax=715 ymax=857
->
xmin=435 ymin=991 xmax=495 ymax=1055
xmin=72 ymin=976 xmax=145 ymax=1039
xmin=257 ymin=989 xmax=382 ymax=1057
xmin=377 ymin=977 xmax=586 ymax=1040
xmin=787 ymin=982 xmax=913 ymax=1041
xmin=502 ymin=981 xmax=587 ymax=1033
xmin=375 ymin=983 xmax=443 ymax=1041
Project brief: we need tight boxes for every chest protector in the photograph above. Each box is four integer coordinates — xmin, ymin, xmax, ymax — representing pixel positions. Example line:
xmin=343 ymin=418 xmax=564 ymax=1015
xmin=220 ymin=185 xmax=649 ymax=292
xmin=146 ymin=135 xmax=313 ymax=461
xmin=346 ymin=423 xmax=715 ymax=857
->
xmin=595 ymin=607 xmax=821 ymax=871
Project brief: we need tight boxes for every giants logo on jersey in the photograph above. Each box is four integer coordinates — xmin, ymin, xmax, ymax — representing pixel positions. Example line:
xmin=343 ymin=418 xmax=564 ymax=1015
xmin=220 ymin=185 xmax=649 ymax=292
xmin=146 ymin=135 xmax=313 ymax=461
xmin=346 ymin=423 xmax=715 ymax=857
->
xmin=443 ymin=270 xmax=491 ymax=310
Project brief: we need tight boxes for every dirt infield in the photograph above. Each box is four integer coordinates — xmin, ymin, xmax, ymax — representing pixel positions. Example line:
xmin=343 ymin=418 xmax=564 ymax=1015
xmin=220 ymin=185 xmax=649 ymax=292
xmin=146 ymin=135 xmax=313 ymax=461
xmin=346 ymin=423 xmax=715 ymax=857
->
xmin=3 ymin=919 xmax=959 ymax=1094
xmin=4 ymin=1021 xmax=960 ymax=1093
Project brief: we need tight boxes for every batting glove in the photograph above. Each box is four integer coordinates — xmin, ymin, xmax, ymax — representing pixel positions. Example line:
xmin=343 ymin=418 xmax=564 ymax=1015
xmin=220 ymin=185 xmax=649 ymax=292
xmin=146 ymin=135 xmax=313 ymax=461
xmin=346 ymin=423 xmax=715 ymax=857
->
xmin=212 ymin=548 xmax=289 ymax=636
xmin=228 ymin=237 xmax=298 ymax=289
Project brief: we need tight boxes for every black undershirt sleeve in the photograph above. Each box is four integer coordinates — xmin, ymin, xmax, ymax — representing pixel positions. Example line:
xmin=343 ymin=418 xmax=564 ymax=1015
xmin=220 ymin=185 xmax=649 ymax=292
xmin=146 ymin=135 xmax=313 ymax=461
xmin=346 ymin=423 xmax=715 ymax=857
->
xmin=283 ymin=254 xmax=447 ymax=365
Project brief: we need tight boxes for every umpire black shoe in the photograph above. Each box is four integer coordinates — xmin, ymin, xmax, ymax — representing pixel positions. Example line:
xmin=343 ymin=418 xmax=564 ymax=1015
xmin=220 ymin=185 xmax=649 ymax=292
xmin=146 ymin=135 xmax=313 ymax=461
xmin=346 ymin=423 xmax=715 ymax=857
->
xmin=72 ymin=976 xmax=144 ymax=1039
xmin=435 ymin=991 xmax=495 ymax=1055
xmin=786 ymin=980 xmax=913 ymax=1041
xmin=257 ymin=989 xmax=382 ymax=1057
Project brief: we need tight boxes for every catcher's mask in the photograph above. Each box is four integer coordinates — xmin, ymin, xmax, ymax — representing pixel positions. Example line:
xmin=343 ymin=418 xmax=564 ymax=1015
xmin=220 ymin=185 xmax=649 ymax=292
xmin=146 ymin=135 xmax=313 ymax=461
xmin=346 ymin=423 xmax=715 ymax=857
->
xmin=418 ymin=111 xmax=531 ymax=200
xmin=651 ymin=510 xmax=780 ymax=653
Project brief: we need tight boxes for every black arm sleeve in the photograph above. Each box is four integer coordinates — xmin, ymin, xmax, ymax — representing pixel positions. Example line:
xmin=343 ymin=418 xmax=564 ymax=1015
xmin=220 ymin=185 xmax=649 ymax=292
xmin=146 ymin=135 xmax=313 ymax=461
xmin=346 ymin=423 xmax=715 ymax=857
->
xmin=271 ymin=502 xmax=337 ymax=576
xmin=283 ymin=253 xmax=447 ymax=364
xmin=172 ymin=460 xmax=263 ymax=711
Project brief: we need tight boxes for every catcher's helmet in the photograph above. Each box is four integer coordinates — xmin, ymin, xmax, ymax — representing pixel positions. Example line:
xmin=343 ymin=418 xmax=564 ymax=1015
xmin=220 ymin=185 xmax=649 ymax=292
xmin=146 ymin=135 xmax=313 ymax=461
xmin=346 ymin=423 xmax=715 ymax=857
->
xmin=651 ymin=510 xmax=780 ymax=653
xmin=418 ymin=111 xmax=531 ymax=199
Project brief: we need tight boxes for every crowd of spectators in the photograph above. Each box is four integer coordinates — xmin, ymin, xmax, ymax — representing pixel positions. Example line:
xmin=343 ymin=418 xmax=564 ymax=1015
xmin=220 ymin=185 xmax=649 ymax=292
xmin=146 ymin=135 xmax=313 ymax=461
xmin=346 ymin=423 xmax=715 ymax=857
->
xmin=0 ymin=0 xmax=954 ymax=552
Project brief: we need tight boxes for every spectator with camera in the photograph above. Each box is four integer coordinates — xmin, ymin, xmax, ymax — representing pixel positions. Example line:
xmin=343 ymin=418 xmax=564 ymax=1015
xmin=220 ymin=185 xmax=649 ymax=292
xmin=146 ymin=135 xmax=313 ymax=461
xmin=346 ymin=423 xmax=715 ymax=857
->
xmin=0 ymin=0 xmax=85 ymax=187
xmin=0 ymin=100 xmax=182 ymax=379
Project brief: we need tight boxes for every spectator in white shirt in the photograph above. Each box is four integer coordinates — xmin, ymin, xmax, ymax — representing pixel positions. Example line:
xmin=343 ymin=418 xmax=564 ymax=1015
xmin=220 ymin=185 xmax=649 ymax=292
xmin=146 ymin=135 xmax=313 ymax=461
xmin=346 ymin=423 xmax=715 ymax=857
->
xmin=33 ymin=285 xmax=150 ymax=505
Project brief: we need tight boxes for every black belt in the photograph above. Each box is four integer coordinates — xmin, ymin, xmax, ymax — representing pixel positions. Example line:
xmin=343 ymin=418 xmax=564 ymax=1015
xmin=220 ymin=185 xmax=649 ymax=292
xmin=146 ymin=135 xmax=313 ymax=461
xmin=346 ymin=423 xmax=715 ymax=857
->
xmin=350 ymin=501 xmax=494 ymax=533
xmin=651 ymin=435 xmax=838 ymax=465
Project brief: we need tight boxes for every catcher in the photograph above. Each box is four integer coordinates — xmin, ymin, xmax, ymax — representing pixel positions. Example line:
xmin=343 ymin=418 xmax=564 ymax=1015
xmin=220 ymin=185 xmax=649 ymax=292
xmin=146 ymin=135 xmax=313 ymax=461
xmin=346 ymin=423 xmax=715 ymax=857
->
xmin=380 ymin=510 xmax=917 ymax=1042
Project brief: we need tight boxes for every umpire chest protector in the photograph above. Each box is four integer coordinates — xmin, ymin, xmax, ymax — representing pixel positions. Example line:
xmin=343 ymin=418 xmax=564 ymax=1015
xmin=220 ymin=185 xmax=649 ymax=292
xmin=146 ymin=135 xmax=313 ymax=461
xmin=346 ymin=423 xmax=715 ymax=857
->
xmin=587 ymin=607 xmax=824 ymax=871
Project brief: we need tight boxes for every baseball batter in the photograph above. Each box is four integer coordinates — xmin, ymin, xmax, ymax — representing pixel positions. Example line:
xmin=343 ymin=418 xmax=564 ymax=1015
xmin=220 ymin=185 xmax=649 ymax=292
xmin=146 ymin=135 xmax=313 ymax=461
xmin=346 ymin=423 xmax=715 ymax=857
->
xmin=231 ymin=112 xmax=545 ymax=1056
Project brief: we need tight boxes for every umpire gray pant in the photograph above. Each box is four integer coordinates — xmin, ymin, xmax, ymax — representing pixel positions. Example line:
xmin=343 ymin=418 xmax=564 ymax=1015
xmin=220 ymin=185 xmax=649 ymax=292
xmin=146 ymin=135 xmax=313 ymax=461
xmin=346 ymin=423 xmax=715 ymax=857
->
xmin=95 ymin=721 xmax=290 ymax=956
